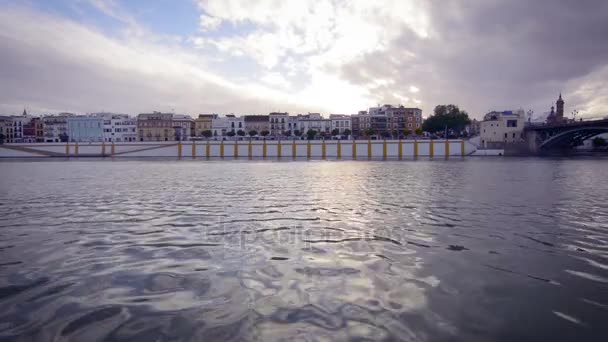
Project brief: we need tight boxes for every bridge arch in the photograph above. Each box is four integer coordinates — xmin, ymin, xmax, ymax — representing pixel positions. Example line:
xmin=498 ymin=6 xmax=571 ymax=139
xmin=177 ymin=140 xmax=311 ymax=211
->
xmin=539 ymin=127 xmax=608 ymax=150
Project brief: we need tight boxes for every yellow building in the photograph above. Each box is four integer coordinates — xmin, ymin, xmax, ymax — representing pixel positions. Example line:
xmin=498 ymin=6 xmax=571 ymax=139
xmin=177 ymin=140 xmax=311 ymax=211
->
xmin=194 ymin=114 xmax=216 ymax=138
xmin=137 ymin=112 xmax=174 ymax=141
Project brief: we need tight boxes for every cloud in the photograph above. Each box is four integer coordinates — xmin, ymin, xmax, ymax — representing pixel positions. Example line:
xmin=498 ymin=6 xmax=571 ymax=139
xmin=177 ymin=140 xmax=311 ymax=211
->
xmin=199 ymin=14 xmax=222 ymax=32
xmin=1 ymin=1 xmax=607 ymax=118
xmin=0 ymin=6 xmax=320 ymax=115
xmin=334 ymin=0 xmax=608 ymax=117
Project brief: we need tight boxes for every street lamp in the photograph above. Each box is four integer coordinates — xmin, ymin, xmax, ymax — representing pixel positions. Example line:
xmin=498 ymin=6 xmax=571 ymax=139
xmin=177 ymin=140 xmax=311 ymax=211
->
xmin=571 ymin=110 xmax=579 ymax=121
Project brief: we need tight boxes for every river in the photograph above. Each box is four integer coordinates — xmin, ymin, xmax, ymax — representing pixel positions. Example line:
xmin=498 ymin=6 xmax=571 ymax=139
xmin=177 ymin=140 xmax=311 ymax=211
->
xmin=0 ymin=158 xmax=607 ymax=341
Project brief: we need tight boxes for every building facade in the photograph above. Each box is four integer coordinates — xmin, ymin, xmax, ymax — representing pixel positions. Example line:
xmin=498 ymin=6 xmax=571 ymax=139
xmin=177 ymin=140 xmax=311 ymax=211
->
xmin=211 ymin=116 xmax=229 ymax=137
xmin=297 ymin=113 xmax=331 ymax=137
xmin=480 ymin=110 xmax=526 ymax=148
xmin=330 ymin=114 xmax=352 ymax=136
xmin=43 ymin=114 xmax=72 ymax=142
xmin=194 ymin=114 xmax=216 ymax=138
xmin=244 ymin=115 xmax=270 ymax=136
xmin=269 ymin=112 xmax=289 ymax=137
xmin=0 ymin=116 xmax=13 ymax=143
xmin=137 ymin=112 xmax=174 ymax=141
xmin=93 ymin=113 xmax=137 ymax=142
xmin=226 ymin=115 xmax=245 ymax=135
xmin=22 ymin=117 xmax=43 ymax=143
xmin=172 ymin=114 xmax=194 ymax=141
xmin=67 ymin=116 xmax=104 ymax=142
xmin=9 ymin=110 xmax=34 ymax=143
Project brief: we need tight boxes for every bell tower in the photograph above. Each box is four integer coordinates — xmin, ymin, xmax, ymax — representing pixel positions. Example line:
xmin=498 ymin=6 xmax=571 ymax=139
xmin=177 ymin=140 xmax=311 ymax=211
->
xmin=556 ymin=93 xmax=564 ymax=121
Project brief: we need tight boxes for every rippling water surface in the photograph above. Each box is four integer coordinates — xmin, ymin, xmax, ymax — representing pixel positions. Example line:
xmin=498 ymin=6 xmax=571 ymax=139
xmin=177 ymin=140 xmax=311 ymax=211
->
xmin=1 ymin=158 xmax=607 ymax=341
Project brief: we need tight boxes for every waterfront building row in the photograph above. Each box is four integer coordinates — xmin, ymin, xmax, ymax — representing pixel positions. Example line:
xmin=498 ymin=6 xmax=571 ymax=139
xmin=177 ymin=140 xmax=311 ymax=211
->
xmin=0 ymin=105 xmax=424 ymax=143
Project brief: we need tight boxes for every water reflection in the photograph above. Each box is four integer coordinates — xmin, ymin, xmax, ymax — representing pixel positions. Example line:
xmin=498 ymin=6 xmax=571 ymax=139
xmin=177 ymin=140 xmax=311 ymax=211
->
xmin=0 ymin=158 xmax=607 ymax=341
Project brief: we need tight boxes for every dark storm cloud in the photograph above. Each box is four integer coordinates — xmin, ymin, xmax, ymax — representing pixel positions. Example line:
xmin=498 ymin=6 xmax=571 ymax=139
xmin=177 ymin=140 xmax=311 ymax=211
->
xmin=340 ymin=0 xmax=608 ymax=117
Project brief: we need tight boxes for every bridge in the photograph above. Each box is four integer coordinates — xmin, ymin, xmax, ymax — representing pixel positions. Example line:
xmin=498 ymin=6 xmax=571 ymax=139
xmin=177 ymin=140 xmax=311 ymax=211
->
xmin=523 ymin=118 xmax=608 ymax=154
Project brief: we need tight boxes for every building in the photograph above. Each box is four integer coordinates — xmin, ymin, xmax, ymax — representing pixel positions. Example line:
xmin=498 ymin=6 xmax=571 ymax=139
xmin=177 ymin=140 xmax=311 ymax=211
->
xmin=9 ymin=110 xmax=35 ymax=143
xmin=211 ymin=116 xmax=229 ymax=137
xmin=351 ymin=111 xmax=366 ymax=136
xmin=43 ymin=114 xmax=72 ymax=142
xmin=546 ymin=94 xmax=566 ymax=125
xmin=480 ymin=110 xmax=526 ymax=148
xmin=352 ymin=105 xmax=422 ymax=137
xmin=194 ymin=114 xmax=216 ymax=138
xmin=297 ymin=113 xmax=331 ymax=137
xmin=402 ymin=108 xmax=423 ymax=133
xmin=93 ymin=113 xmax=137 ymax=142
xmin=137 ymin=112 xmax=174 ymax=141
xmin=330 ymin=114 xmax=352 ymax=136
xmin=226 ymin=115 xmax=245 ymax=135
xmin=0 ymin=116 xmax=13 ymax=143
xmin=172 ymin=114 xmax=194 ymax=141
xmin=269 ymin=112 xmax=289 ymax=137
xmin=22 ymin=116 xmax=43 ymax=143
xmin=286 ymin=116 xmax=299 ymax=137
xmin=67 ymin=116 xmax=104 ymax=142
xmin=244 ymin=115 xmax=270 ymax=136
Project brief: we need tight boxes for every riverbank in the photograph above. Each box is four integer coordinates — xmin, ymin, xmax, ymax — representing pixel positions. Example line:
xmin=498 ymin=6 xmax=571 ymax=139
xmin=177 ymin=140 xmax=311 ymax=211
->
xmin=0 ymin=139 xmax=476 ymax=159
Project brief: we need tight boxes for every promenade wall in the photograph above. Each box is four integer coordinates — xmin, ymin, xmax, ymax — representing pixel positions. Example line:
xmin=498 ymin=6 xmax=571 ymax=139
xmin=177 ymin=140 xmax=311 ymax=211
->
xmin=0 ymin=140 xmax=477 ymax=159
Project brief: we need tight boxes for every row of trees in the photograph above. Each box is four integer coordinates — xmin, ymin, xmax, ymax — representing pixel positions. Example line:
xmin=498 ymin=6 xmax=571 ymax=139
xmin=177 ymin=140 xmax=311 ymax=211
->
xmin=422 ymin=104 xmax=471 ymax=137
xmin=198 ymin=129 xmax=356 ymax=139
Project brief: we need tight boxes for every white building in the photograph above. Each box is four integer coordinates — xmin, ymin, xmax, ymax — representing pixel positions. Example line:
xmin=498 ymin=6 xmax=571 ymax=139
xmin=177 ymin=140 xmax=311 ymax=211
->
xmin=269 ymin=112 xmax=289 ymax=137
xmin=297 ymin=113 xmax=332 ymax=137
xmin=93 ymin=113 xmax=137 ymax=142
xmin=211 ymin=116 xmax=230 ymax=138
xmin=172 ymin=114 xmax=194 ymax=141
xmin=330 ymin=114 xmax=352 ymax=136
xmin=226 ymin=115 xmax=245 ymax=135
xmin=10 ymin=111 xmax=34 ymax=143
xmin=480 ymin=110 xmax=526 ymax=148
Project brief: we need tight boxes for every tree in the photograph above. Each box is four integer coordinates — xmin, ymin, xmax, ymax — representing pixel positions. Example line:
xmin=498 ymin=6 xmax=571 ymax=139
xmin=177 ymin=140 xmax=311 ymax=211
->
xmin=226 ymin=131 xmax=236 ymax=137
xmin=392 ymin=130 xmax=398 ymax=138
xmin=343 ymin=129 xmax=351 ymax=137
xmin=201 ymin=130 xmax=213 ymax=138
xmin=381 ymin=131 xmax=391 ymax=138
xmin=415 ymin=128 xmax=423 ymax=136
xmin=283 ymin=130 xmax=292 ymax=137
xmin=365 ymin=128 xmax=376 ymax=137
xmin=331 ymin=128 xmax=340 ymax=137
xmin=294 ymin=130 xmax=302 ymax=137
xmin=404 ymin=129 xmax=411 ymax=137
xmin=592 ymin=137 xmax=607 ymax=148
xmin=248 ymin=130 xmax=258 ymax=137
xmin=237 ymin=130 xmax=246 ymax=137
xmin=306 ymin=129 xmax=317 ymax=140
xmin=422 ymin=104 xmax=471 ymax=135
xmin=260 ymin=130 xmax=270 ymax=137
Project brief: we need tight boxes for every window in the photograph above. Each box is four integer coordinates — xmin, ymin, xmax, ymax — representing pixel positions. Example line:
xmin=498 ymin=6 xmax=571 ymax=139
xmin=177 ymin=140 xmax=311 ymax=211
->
xmin=507 ymin=120 xmax=517 ymax=127
xmin=513 ymin=133 xmax=516 ymax=138
xmin=504 ymin=133 xmax=507 ymax=138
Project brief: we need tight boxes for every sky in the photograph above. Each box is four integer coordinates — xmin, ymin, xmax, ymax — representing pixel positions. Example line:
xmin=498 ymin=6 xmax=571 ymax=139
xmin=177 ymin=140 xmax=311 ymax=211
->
xmin=0 ymin=0 xmax=607 ymax=120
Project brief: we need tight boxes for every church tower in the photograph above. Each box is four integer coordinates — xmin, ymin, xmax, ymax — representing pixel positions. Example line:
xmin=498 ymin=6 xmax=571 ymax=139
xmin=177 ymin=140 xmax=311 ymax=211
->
xmin=556 ymin=93 xmax=564 ymax=121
